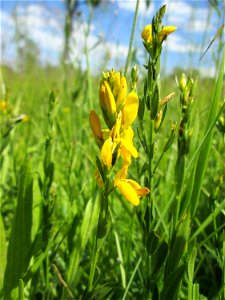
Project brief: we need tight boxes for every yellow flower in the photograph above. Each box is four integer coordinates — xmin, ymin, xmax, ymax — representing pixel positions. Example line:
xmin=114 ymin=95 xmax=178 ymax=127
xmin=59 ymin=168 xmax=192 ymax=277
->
xmin=141 ymin=24 xmax=177 ymax=45
xmin=141 ymin=24 xmax=152 ymax=44
xmin=114 ymin=166 xmax=150 ymax=206
xmin=158 ymin=26 xmax=177 ymax=42
xmin=100 ymin=111 xmax=138 ymax=170
xmin=0 ymin=100 xmax=7 ymax=112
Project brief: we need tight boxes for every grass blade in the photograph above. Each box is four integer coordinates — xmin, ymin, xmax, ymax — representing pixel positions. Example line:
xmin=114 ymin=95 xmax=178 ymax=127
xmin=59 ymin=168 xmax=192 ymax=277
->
xmin=190 ymin=48 xmax=225 ymax=217
xmin=3 ymin=158 xmax=33 ymax=299
xmin=122 ymin=257 xmax=142 ymax=300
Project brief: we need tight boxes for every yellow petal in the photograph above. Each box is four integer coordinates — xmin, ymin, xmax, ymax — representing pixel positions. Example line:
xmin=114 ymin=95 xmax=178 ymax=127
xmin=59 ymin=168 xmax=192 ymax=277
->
xmin=121 ymin=141 xmax=138 ymax=159
xmin=158 ymin=26 xmax=177 ymax=42
xmin=125 ymin=179 xmax=150 ymax=197
xmin=141 ymin=24 xmax=152 ymax=44
xmin=89 ymin=110 xmax=102 ymax=139
xmin=111 ymin=111 xmax=122 ymax=140
xmin=116 ymin=76 xmax=127 ymax=112
xmin=120 ymin=147 xmax=132 ymax=166
xmin=116 ymin=180 xmax=140 ymax=206
xmin=101 ymin=137 xmax=113 ymax=169
xmin=114 ymin=165 xmax=128 ymax=185
xmin=120 ymin=127 xmax=138 ymax=158
xmin=122 ymin=92 xmax=139 ymax=128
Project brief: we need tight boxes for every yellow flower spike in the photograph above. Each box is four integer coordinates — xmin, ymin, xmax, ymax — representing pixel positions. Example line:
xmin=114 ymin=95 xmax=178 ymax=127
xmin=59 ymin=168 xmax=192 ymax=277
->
xmin=89 ymin=110 xmax=103 ymax=140
xmin=158 ymin=26 xmax=177 ymax=42
xmin=101 ymin=137 xmax=113 ymax=169
xmin=141 ymin=24 xmax=152 ymax=44
xmin=115 ymin=180 xmax=140 ymax=206
xmin=122 ymin=92 xmax=139 ymax=128
xmin=116 ymin=76 xmax=127 ymax=112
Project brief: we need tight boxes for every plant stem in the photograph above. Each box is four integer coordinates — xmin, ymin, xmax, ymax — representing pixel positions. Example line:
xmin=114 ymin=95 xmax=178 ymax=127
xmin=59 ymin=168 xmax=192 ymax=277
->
xmin=124 ymin=0 xmax=139 ymax=76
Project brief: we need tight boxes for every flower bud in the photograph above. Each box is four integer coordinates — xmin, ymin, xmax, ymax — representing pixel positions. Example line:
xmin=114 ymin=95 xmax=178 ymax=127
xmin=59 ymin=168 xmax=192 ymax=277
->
xmin=179 ymin=73 xmax=187 ymax=92
xmin=99 ymin=80 xmax=117 ymax=129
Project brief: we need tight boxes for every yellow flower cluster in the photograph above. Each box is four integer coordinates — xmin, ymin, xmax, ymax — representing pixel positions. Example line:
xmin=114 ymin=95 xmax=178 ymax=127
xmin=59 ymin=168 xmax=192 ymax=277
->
xmin=89 ymin=70 xmax=149 ymax=206
xmin=141 ymin=24 xmax=177 ymax=45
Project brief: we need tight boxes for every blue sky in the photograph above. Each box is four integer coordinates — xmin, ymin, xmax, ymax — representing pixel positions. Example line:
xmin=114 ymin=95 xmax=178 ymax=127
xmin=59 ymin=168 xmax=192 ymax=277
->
xmin=1 ymin=0 xmax=224 ymax=77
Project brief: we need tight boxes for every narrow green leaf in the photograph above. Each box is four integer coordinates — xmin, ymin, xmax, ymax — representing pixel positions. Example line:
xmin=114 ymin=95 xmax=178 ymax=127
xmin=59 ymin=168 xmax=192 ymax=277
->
xmin=122 ymin=257 xmax=142 ymax=300
xmin=68 ymin=193 xmax=100 ymax=285
xmin=0 ymin=214 xmax=7 ymax=290
xmin=18 ymin=279 xmax=24 ymax=300
xmin=188 ymin=246 xmax=197 ymax=300
xmin=151 ymin=241 xmax=168 ymax=276
xmin=114 ymin=229 xmax=126 ymax=289
xmin=190 ymin=49 xmax=225 ymax=217
xmin=3 ymin=158 xmax=33 ymax=300
xmin=167 ymin=214 xmax=190 ymax=275
xmin=161 ymin=264 xmax=186 ymax=300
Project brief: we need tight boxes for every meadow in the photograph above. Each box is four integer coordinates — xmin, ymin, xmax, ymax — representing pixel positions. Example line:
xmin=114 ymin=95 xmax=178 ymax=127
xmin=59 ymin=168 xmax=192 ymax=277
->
xmin=0 ymin=1 xmax=225 ymax=300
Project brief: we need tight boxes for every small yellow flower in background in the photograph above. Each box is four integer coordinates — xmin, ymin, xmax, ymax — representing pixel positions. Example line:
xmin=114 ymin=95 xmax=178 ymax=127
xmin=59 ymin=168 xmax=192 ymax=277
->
xmin=21 ymin=115 xmax=29 ymax=122
xmin=0 ymin=100 xmax=7 ymax=112
xmin=141 ymin=24 xmax=152 ymax=44
xmin=63 ymin=107 xmax=71 ymax=113
xmin=158 ymin=25 xmax=177 ymax=42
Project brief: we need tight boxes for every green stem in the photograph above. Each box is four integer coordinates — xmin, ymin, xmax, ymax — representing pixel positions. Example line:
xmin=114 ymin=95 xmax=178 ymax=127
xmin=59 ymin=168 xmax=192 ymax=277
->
xmin=124 ymin=0 xmax=139 ymax=76
xmin=88 ymin=238 xmax=99 ymax=292
xmin=84 ymin=4 xmax=93 ymax=109
xmin=88 ymin=180 xmax=110 ymax=291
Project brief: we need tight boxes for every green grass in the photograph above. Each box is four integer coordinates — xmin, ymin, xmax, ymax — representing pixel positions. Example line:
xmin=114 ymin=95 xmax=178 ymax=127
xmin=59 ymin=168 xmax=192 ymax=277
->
xmin=0 ymin=4 xmax=225 ymax=300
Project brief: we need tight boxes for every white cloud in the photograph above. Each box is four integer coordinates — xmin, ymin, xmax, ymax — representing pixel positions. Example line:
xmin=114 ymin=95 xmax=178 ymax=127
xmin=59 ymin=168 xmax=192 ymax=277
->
xmin=116 ymin=0 xmax=154 ymax=16
xmin=69 ymin=23 xmax=128 ymax=71
xmin=198 ymin=65 xmax=216 ymax=78
xmin=166 ymin=34 xmax=201 ymax=53
xmin=165 ymin=0 xmax=214 ymax=33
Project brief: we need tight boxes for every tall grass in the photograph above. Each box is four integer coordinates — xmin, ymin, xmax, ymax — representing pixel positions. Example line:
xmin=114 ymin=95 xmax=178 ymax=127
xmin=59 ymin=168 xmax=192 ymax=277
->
xmin=0 ymin=2 xmax=225 ymax=300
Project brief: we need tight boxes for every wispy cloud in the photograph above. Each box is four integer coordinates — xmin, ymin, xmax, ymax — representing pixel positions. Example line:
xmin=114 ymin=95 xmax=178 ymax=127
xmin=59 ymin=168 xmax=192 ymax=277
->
xmin=166 ymin=34 xmax=201 ymax=53
xmin=165 ymin=0 xmax=215 ymax=33
xmin=116 ymin=0 xmax=154 ymax=16
xmin=1 ymin=3 xmax=128 ymax=70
